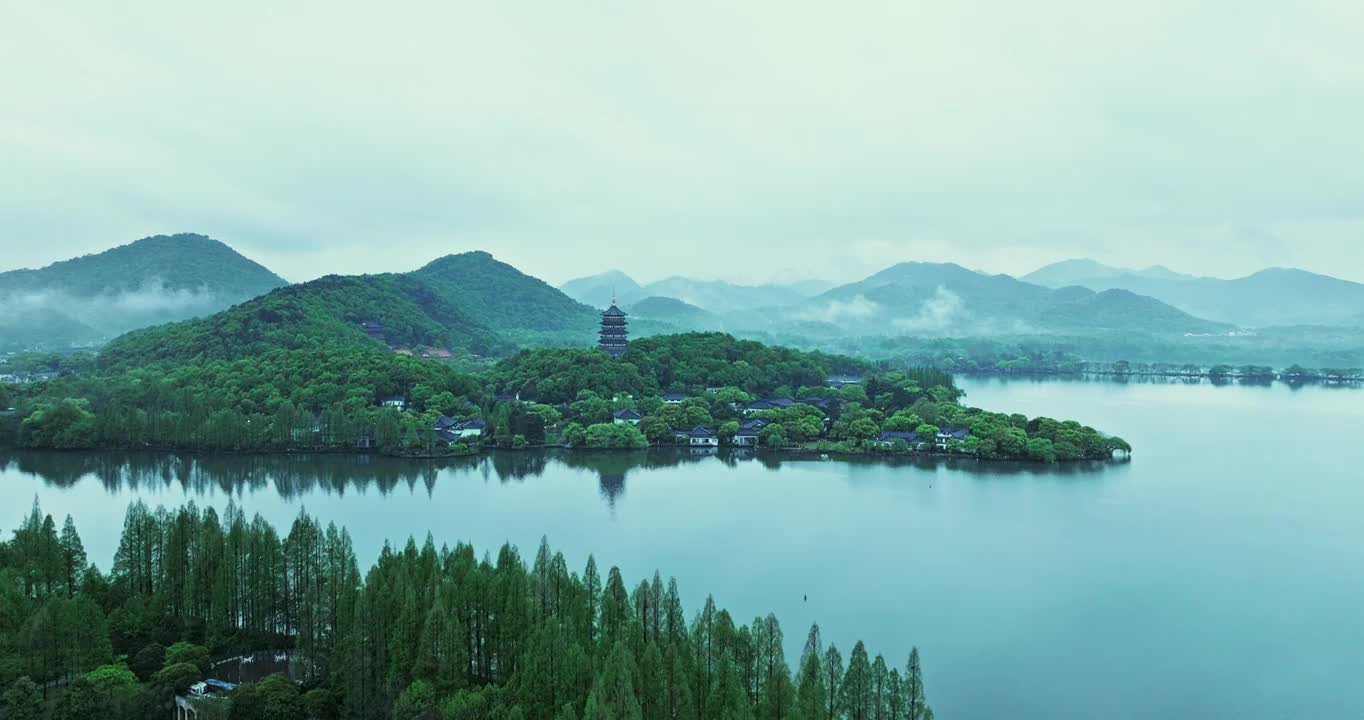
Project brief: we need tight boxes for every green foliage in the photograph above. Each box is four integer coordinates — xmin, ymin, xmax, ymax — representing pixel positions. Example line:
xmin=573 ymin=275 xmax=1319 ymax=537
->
xmin=9 ymin=348 xmax=485 ymax=454
xmin=165 ymin=642 xmax=211 ymax=674
xmin=129 ymin=643 xmax=165 ymax=681
xmin=622 ymin=333 xmax=865 ymax=396
xmin=582 ymin=423 xmax=648 ymax=449
xmin=2 ymin=352 xmax=97 ymax=375
xmin=0 ymin=501 xmax=928 ymax=720
xmin=490 ymin=349 xmax=654 ymax=404
xmin=18 ymin=399 xmax=97 ymax=449
xmin=393 ymin=680 xmax=439 ymax=720
xmin=0 ymin=234 xmax=288 ymax=352
xmin=1 ymin=676 xmax=43 ymax=720
xmin=5 ymin=306 xmax=1128 ymax=461
xmin=153 ymin=661 xmax=202 ymax=694
xmin=0 ymin=234 xmax=284 ymax=299
xmin=230 ymin=673 xmax=302 ymax=720
xmin=87 ymin=663 xmax=139 ymax=690
xmin=411 ymin=252 xmax=599 ymax=342
xmin=51 ymin=676 xmax=100 ymax=720
xmin=583 ymin=642 xmax=643 ymax=720
xmin=98 ymin=273 xmax=511 ymax=369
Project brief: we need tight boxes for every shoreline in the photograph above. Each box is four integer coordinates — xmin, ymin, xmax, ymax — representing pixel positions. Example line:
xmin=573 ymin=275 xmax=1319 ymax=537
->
xmin=952 ymin=368 xmax=1363 ymax=385
xmin=0 ymin=441 xmax=1130 ymax=465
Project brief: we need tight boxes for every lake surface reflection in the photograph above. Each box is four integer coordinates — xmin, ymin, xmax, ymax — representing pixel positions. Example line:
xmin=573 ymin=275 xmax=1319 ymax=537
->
xmin=1 ymin=376 xmax=1361 ymax=720
xmin=0 ymin=445 xmax=1114 ymax=504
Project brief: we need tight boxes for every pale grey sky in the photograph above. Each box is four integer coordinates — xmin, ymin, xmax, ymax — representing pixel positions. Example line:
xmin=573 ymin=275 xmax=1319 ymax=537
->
xmin=3 ymin=1 xmax=1362 ymax=285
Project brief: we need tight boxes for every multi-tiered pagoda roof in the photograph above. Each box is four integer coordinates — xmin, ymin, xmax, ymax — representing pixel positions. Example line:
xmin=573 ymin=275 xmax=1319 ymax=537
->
xmin=598 ymin=298 xmax=628 ymax=356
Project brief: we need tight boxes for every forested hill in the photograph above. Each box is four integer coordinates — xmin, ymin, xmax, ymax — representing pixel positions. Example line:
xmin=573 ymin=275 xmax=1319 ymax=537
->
xmin=97 ymin=274 xmax=514 ymax=369
xmin=96 ymin=251 xmax=602 ymax=367
xmin=0 ymin=233 xmax=285 ymax=298
xmin=0 ymin=234 xmax=288 ymax=351
xmin=486 ymin=332 xmax=870 ymax=404
xmin=411 ymin=251 xmax=600 ymax=342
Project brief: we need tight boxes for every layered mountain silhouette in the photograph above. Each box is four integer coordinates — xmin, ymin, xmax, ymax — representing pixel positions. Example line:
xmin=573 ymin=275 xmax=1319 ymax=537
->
xmin=1024 ymin=259 xmax=1364 ymax=327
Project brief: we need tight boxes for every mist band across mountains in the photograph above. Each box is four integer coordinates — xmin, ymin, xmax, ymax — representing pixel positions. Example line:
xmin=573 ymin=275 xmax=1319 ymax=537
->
xmin=3 ymin=234 xmax=1363 ymax=371
xmin=0 ymin=234 xmax=286 ymax=349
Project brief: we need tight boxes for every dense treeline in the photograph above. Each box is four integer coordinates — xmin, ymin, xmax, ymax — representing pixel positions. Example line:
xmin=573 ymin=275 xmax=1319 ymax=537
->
xmin=621 ymin=334 xmax=867 ymax=397
xmin=2 ymin=335 xmax=1128 ymax=462
xmin=774 ymin=332 xmax=1364 ymax=379
xmin=6 ymin=349 xmax=488 ymax=453
xmin=7 ymin=335 xmax=875 ymax=453
xmin=488 ymin=350 xmax=657 ymax=406
xmin=486 ymin=334 xmax=867 ymax=405
xmin=0 ymin=500 xmax=936 ymax=720
xmin=0 ymin=353 xmax=98 ymax=376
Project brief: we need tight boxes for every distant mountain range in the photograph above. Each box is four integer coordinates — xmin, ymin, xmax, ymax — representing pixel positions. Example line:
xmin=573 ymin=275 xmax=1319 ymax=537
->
xmin=560 ymin=271 xmax=829 ymax=314
xmin=624 ymin=296 xmax=718 ymax=326
xmin=564 ymin=262 xmax=1231 ymax=336
xmin=801 ymin=262 xmax=1229 ymax=335
xmin=565 ymin=260 xmax=1364 ymax=334
xmin=1023 ymin=259 xmax=1364 ymax=327
xmin=559 ymin=270 xmax=643 ymax=308
xmin=1021 ymin=258 xmax=1195 ymax=286
xmin=0 ymin=233 xmax=286 ymax=351
xmin=14 ymin=235 xmax=1363 ymax=365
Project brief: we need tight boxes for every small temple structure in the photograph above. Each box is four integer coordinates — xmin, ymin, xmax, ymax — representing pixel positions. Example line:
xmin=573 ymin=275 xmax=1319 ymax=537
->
xmin=598 ymin=295 xmax=628 ymax=357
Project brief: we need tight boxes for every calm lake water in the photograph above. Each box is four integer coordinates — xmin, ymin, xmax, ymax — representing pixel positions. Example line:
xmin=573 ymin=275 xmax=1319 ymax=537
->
xmin=2 ymin=376 xmax=1362 ymax=719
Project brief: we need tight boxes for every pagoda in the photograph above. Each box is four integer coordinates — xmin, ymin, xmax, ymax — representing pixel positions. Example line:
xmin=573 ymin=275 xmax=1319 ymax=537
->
xmin=598 ymin=295 xmax=628 ymax=357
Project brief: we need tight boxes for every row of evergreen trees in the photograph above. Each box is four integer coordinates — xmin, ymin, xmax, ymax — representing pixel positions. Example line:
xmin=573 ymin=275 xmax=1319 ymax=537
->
xmin=1 ymin=499 xmax=935 ymax=719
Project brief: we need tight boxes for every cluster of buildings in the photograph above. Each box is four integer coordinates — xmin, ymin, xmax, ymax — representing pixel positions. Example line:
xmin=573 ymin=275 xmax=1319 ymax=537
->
xmin=432 ymin=415 xmax=488 ymax=443
xmin=0 ymin=370 xmax=60 ymax=384
xmin=610 ymin=386 xmax=974 ymax=453
xmin=874 ymin=425 xmax=972 ymax=451
xmin=373 ymin=381 xmax=976 ymax=454
xmin=367 ymin=300 xmax=978 ymax=454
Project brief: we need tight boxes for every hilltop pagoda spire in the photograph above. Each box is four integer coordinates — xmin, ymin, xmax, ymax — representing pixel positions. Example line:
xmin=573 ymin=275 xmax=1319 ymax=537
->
xmin=599 ymin=295 xmax=628 ymax=357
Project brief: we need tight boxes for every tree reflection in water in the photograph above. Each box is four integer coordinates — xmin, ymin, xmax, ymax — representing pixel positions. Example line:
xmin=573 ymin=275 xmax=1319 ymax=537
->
xmin=0 ymin=446 xmax=1116 ymax=505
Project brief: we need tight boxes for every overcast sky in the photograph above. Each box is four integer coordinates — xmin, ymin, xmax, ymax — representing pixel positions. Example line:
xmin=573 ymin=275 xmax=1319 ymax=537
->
xmin=3 ymin=1 xmax=1362 ymax=285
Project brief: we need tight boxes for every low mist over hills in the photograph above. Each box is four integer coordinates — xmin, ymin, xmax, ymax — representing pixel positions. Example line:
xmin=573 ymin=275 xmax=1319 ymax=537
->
xmin=624 ymin=296 xmax=718 ymax=329
xmin=0 ymin=234 xmax=286 ymax=350
xmin=799 ymin=262 xmax=1228 ymax=335
xmin=98 ymin=272 xmax=512 ymax=369
xmin=13 ymin=237 xmax=1364 ymax=370
xmin=558 ymin=270 xmax=643 ymax=308
xmin=98 ymin=251 xmax=606 ymax=368
xmin=1025 ymin=259 xmax=1364 ymax=327
xmin=562 ymin=262 xmax=1230 ymax=337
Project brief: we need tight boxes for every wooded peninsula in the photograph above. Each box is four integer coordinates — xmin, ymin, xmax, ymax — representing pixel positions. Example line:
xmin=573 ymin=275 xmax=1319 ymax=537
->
xmin=1 ymin=333 xmax=1129 ymax=464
